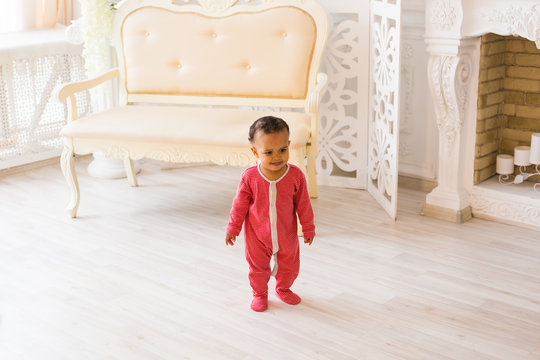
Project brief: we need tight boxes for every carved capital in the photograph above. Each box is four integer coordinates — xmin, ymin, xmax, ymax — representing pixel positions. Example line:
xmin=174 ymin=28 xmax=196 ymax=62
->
xmin=428 ymin=55 xmax=460 ymax=147
xmin=429 ymin=0 xmax=458 ymax=31
xmin=427 ymin=51 xmax=473 ymax=149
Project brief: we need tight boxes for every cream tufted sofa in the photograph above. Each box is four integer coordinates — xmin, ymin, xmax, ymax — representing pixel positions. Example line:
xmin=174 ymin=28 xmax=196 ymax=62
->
xmin=57 ymin=0 xmax=328 ymax=217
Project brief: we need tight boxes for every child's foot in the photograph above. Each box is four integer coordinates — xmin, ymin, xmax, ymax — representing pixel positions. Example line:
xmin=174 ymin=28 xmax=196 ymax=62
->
xmin=251 ymin=295 xmax=268 ymax=312
xmin=276 ymin=289 xmax=301 ymax=305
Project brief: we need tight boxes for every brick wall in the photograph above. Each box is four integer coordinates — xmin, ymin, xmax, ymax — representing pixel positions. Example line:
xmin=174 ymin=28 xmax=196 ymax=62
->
xmin=475 ymin=34 xmax=540 ymax=183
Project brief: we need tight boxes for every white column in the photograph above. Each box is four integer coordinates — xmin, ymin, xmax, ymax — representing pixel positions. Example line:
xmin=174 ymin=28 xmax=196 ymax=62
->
xmin=422 ymin=37 xmax=480 ymax=223
xmin=85 ymin=45 xmax=140 ymax=179
xmin=67 ymin=6 xmax=140 ymax=180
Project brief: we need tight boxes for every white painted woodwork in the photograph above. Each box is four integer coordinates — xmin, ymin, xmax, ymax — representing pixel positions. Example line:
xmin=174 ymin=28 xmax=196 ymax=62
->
xmin=424 ymin=0 xmax=540 ymax=228
xmin=368 ymin=0 xmax=403 ymax=220
xmin=1 ymin=159 xmax=540 ymax=359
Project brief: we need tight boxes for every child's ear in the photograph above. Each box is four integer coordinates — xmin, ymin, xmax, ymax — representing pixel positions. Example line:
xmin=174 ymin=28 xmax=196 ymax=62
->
xmin=250 ymin=146 xmax=259 ymax=158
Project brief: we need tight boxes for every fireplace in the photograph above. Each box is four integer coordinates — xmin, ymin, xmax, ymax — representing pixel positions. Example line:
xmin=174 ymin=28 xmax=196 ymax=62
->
xmin=423 ymin=0 xmax=540 ymax=229
xmin=475 ymin=34 xmax=540 ymax=185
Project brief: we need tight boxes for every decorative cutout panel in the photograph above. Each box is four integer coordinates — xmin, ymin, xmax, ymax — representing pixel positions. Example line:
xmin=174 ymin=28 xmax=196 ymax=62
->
xmin=368 ymin=0 xmax=402 ymax=220
xmin=317 ymin=13 xmax=364 ymax=188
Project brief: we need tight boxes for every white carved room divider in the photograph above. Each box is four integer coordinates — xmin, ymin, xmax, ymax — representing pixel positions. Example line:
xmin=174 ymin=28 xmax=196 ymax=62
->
xmin=367 ymin=0 xmax=402 ymax=220
xmin=316 ymin=1 xmax=368 ymax=189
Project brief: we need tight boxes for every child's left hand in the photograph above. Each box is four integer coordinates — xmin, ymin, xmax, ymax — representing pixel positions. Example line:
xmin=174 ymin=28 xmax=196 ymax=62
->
xmin=304 ymin=236 xmax=314 ymax=246
xmin=225 ymin=234 xmax=236 ymax=246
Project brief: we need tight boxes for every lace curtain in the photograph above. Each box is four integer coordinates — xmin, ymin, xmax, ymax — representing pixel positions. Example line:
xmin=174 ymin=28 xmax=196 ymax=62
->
xmin=0 ymin=28 xmax=89 ymax=169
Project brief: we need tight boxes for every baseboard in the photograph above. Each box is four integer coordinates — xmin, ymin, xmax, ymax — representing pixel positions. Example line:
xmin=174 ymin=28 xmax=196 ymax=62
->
xmin=398 ymin=174 xmax=438 ymax=193
xmin=421 ymin=203 xmax=473 ymax=224
xmin=0 ymin=157 xmax=60 ymax=177
xmin=0 ymin=154 xmax=94 ymax=178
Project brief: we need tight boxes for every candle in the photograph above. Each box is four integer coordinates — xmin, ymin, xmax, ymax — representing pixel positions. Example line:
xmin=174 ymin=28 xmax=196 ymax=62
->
xmin=530 ymin=133 xmax=540 ymax=165
xmin=496 ymin=154 xmax=514 ymax=175
xmin=514 ymin=146 xmax=531 ymax=166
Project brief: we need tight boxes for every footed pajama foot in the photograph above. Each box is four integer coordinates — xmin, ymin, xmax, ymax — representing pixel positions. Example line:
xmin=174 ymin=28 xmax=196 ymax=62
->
xmin=276 ymin=289 xmax=301 ymax=305
xmin=251 ymin=295 xmax=268 ymax=312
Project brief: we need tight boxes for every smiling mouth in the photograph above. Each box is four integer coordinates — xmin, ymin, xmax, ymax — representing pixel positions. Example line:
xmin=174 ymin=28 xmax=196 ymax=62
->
xmin=270 ymin=161 xmax=283 ymax=166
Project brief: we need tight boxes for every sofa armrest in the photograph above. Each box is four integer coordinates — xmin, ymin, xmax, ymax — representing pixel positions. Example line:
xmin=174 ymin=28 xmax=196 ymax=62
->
xmin=55 ymin=68 xmax=120 ymax=122
xmin=304 ymin=72 xmax=328 ymax=154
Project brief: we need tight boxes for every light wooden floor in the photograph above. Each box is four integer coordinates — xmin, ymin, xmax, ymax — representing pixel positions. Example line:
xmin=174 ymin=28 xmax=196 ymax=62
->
xmin=1 ymin=158 xmax=540 ymax=360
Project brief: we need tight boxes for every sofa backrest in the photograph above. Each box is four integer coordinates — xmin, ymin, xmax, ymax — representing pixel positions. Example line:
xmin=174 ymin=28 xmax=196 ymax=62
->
xmin=112 ymin=0 xmax=328 ymax=108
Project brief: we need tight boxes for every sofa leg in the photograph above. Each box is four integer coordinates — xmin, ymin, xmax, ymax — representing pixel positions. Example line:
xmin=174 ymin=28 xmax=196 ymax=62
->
xmin=60 ymin=145 xmax=80 ymax=218
xmin=307 ymin=153 xmax=318 ymax=199
xmin=124 ymin=158 xmax=138 ymax=187
xmin=290 ymin=148 xmax=317 ymax=198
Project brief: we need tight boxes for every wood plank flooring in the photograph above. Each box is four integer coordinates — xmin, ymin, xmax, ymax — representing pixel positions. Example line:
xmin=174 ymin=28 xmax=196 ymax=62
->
xmin=1 ymin=157 xmax=539 ymax=360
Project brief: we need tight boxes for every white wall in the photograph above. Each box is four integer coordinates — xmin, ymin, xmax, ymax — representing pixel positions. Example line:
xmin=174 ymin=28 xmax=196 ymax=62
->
xmin=399 ymin=0 xmax=438 ymax=180
xmin=73 ymin=1 xmax=82 ymax=20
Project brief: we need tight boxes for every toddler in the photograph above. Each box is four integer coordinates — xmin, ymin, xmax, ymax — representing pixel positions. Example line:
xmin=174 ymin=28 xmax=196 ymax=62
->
xmin=225 ymin=116 xmax=315 ymax=312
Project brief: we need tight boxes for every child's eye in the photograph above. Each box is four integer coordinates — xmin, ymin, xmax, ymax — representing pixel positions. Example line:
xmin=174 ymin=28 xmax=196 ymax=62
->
xmin=279 ymin=148 xmax=288 ymax=153
xmin=264 ymin=151 xmax=273 ymax=155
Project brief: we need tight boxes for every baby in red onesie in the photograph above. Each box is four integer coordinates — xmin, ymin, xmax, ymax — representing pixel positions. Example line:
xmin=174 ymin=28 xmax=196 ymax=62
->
xmin=225 ymin=116 xmax=315 ymax=312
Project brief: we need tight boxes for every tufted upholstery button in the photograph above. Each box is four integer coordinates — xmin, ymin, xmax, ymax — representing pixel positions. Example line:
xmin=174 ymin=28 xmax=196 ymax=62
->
xmin=211 ymin=32 xmax=217 ymax=39
xmin=282 ymin=32 xmax=288 ymax=38
xmin=177 ymin=62 xmax=182 ymax=69
xmin=245 ymin=64 xmax=251 ymax=70
xmin=145 ymin=31 xmax=150 ymax=37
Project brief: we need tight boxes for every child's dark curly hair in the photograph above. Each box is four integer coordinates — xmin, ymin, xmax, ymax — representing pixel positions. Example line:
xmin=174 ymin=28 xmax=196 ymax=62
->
xmin=248 ymin=116 xmax=290 ymax=143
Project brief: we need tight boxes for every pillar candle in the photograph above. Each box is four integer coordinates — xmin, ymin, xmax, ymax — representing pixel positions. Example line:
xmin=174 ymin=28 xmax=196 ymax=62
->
xmin=496 ymin=154 xmax=514 ymax=175
xmin=514 ymin=146 xmax=531 ymax=166
xmin=529 ymin=133 xmax=540 ymax=165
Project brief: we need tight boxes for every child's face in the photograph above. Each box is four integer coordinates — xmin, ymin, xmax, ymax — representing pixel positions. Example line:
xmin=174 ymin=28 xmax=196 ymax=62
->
xmin=250 ymin=129 xmax=290 ymax=180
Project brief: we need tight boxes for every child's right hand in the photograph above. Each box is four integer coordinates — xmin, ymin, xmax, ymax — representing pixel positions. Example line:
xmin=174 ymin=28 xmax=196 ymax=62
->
xmin=225 ymin=234 xmax=236 ymax=246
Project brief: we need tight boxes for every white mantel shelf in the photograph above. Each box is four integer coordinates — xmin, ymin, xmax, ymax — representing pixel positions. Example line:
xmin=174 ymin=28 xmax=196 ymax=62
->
xmin=426 ymin=0 xmax=540 ymax=42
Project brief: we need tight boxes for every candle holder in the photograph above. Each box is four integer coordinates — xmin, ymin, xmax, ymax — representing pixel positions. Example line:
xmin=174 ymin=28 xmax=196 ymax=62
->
xmin=498 ymin=165 xmax=540 ymax=192
xmin=496 ymin=136 xmax=540 ymax=193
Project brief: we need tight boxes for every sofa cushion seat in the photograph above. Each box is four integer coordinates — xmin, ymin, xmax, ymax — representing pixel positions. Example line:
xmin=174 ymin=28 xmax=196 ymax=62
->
xmin=61 ymin=105 xmax=311 ymax=148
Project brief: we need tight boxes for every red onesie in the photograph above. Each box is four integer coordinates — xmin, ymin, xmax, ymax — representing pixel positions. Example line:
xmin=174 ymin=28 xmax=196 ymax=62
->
xmin=227 ymin=163 xmax=315 ymax=297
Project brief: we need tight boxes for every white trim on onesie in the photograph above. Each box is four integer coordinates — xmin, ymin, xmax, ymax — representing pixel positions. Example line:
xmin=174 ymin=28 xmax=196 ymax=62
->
xmin=257 ymin=163 xmax=290 ymax=277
